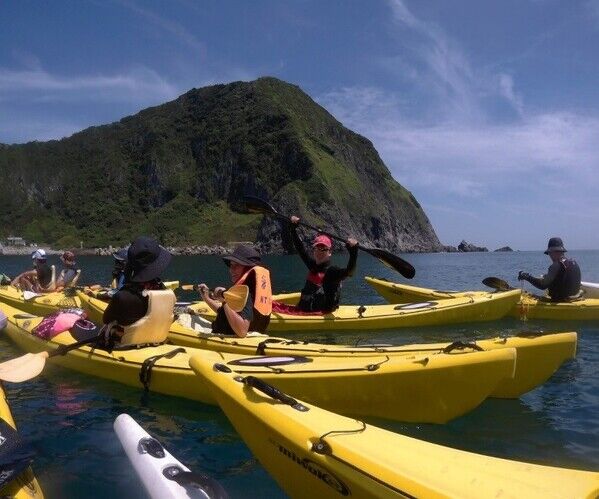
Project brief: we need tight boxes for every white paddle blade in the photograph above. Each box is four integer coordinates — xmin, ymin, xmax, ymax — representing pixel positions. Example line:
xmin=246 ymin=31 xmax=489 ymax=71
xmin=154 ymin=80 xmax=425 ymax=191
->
xmin=224 ymin=285 xmax=250 ymax=312
xmin=22 ymin=291 xmax=42 ymax=300
xmin=0 ymin=352 xmax=49 ymax=382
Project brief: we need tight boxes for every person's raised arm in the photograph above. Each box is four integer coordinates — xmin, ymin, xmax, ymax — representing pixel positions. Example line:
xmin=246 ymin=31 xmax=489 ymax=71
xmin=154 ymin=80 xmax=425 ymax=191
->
xmin=327 ymin=239 xmax=359 ymax=281
xmin=288 ymin=217 xmax=316 ymax=269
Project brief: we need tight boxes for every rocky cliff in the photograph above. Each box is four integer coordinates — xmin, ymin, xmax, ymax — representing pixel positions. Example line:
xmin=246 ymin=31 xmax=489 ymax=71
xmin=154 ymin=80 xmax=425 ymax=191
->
xmin=0 ymin=77 xmax=442 ymax=252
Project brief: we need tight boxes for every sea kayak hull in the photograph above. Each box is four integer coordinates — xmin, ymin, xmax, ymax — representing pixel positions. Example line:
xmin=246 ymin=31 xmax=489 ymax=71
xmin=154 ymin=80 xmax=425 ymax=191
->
xmin=0 ymin=383 xmax=44 ymax=498
xmin=367 ymin=277 xmax=599 ymax=321
xmin=1 ymin=301 xmax=515 ymax=424
xmin=187 ymin=289 xmax=521 ymax=331
xmin=191 ymin=355 xmax=599 ymax=499
xmin=76 ymin=290 xmax=576 ymax=398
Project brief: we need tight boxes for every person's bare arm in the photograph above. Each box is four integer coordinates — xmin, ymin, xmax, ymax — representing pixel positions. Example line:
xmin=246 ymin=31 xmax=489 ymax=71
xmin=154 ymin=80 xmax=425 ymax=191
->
xmin=197 ymin=283 xmax=223 ymax=313
xmin=222 ymin=302 xmax=250 ymax=338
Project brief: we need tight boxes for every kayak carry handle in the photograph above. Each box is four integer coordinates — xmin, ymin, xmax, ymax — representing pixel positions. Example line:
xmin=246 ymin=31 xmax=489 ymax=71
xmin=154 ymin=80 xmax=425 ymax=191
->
xmin=442 ymin=341 xmax=484 ymax=353
xmin=255 ymin=338 xmax=284 ymax=355
xmin=163 ymin=466 xmax=230 ymax=499
xmin=243 ymin=376 xmax=309 ymax=412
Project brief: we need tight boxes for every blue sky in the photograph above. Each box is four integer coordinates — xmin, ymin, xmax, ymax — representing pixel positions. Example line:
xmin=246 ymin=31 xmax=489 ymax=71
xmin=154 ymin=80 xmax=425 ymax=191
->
xmin=1 ymin=0 xmax=599 ymax=250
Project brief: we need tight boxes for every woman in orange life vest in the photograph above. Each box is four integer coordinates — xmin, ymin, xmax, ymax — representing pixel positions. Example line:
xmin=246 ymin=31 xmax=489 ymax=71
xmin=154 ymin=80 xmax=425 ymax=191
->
xmin=288 ymin=216 xmax=358 ymax=312
xmin=197 ymin=245 xmax=272 ymax=338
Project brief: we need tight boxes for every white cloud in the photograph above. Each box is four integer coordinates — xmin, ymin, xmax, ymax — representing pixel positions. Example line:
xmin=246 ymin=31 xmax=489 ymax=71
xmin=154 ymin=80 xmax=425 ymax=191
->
xmin=384 ymin=0 xmax=524 ymax=120
xmin=498 ymin=73 xmax=524 ymax=116
xmin=114 ymin=0 xmax=206 ymax=55
xmin=317 ymin=1 xmax=599 ymax=248
xmin=320 ymin=86 xmax=599 ymax=196
xmin=0 ymin=65 xmax=179 ymax=103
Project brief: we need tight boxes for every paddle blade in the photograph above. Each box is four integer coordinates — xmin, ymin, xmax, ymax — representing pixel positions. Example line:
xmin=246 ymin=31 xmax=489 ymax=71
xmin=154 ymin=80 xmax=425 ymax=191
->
xmin=22 ymin=291 xmax=42 ymax=301
xmin=364 ymin=247 xmax=416 ymax=279
xmin=482 ymin=277 xmax=514 ymax=291
xmin=224 ymin=285 xmax=250 ymax=312
xmin=243 ymin=196 xmax=278 ymax=216
xmin=0 ymin=352 xmax=49 ymax=383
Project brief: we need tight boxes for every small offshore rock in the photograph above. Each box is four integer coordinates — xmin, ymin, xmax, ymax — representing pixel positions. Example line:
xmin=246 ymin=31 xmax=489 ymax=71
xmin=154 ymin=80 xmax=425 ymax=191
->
xmin=457 ymin=240 xmax=489 ymax=252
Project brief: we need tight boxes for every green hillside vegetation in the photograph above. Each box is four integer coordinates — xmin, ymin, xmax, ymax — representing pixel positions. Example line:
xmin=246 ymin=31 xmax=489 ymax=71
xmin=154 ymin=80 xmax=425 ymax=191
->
xmin=0 ymin=77 xmax=440 ymax=251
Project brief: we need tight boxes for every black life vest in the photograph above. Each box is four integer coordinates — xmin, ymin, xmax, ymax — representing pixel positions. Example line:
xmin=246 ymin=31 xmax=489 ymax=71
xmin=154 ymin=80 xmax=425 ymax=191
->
xmin=298 ymin=269 xmax=340 ymax=312
xmin=549 ymin=258 xmax=581 ymax=301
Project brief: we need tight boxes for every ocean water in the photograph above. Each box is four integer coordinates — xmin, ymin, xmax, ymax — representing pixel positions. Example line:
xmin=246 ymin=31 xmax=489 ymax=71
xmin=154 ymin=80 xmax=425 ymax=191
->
xmin=0 ymin=250 xmax=598 ymax=497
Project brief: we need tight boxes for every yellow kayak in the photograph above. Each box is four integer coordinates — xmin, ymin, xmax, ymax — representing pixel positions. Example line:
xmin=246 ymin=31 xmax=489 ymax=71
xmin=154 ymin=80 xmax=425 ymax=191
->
xmin=187 ymin=289 xmax=521 ymax=331
xmin=1 ymin=301 xmax=515 ymax=423
xmin=191 ymin=354 xmax=599 ymax=499
xmin=87 ymin=280 xmax=180 ymax=298
xmin=0 ymin=383 xmax=44 ymax=498
xmin=0 ymin=281 xmax=181 ymax=319
xmin=513 ymin=292 xmax=599 ymax=320
xmin=0 ymin=285 xmax=81 ymax=316
xmin=76 ymin=291 xmax=576 ymax=399
xmin=365 ymin=275 xmax=479 ymax=303
xmin=366 ymin=276 xmax=599 ymax=320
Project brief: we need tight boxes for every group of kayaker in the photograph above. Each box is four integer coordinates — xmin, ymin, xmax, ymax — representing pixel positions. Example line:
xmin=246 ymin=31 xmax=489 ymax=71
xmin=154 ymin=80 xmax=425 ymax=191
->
xmin=6 ymin=231 xmax=583 ymax=348
xmin=98 ymin=216 xmax=359 ymax=343
xmin=10 ymin=249 xmax=79 ymax=292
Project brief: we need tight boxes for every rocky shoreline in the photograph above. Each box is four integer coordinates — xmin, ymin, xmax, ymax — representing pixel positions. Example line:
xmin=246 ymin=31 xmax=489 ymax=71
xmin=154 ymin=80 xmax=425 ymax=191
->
xmin=1 ymin=240 xmax=514 ymax=257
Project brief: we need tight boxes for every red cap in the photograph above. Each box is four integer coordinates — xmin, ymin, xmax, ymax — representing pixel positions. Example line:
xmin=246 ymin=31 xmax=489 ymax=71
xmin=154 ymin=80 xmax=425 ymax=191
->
xmin=312 ymin=234 xmax=332 ymax=249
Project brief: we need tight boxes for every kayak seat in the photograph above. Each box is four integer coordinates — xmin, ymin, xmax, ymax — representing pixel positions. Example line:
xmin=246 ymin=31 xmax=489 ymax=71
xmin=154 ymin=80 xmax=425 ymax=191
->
xmin=120 ymin=290 xmax=176 ymax=346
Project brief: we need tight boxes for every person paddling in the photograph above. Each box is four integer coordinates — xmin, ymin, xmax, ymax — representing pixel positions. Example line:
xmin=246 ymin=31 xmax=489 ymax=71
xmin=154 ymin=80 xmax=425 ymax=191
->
xmin=288 ymin=216 xmax=358 ymax=312
xmin=518 ymin=237 xmax=581 ymax=301
xmin=11 ymin=249 xmax=54 ymax=292
xmin=102 ymin=237 xmax=175 ymax=348
xmin=197 ymin=245 xmax=272 ymax=338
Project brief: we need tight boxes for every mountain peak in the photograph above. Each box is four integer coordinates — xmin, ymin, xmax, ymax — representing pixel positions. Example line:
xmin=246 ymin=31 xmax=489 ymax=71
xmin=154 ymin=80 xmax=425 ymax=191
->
xmin=0 ymin=78 xmax=441 ymax=251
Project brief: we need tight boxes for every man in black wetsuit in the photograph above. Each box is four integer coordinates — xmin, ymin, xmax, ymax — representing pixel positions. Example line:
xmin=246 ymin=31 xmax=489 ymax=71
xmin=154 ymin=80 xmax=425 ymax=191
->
xmin=518 ymin=237 xmax=581 ymax=301
xmin=288 ymin=216 xmax=358 ymax=312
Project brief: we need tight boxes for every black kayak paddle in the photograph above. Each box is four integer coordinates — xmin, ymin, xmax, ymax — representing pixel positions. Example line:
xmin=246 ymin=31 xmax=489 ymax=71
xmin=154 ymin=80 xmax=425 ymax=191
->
xmin=244 ymin=196 xmax=416 ymax=279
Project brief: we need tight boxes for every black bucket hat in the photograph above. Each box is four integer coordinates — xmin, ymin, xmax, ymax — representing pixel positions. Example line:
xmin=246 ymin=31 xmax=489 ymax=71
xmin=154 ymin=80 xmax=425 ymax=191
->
xmin=222 ymin=245 xmax=262 ymax=268
xmin=127 ymin=236 xmax=172 ymax=282
xmin=544 ymin=237 xmax=567 ymax=254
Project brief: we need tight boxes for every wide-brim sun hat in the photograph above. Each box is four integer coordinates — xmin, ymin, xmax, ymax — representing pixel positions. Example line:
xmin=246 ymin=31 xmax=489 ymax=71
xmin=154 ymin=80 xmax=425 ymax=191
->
xmin=127 ymin=236 xmax=172 ymax=282
xmin=222 ymin=245 xmax=262 ymax=268
xmin=544 ymin=237 xmax=567 ymax=254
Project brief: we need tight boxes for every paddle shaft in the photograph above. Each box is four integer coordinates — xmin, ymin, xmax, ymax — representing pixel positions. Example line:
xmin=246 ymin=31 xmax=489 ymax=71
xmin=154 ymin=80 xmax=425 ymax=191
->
xmin=243 ymin=195 xmax=415 ymax=278
xmin=273 ymin=211 xmax=416 ymax=273
xmin=50 ymin=333 xmax=102 ymax=358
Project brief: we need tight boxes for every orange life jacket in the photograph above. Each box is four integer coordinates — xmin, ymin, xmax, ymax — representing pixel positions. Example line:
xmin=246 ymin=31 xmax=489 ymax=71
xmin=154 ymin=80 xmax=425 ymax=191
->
xmin=235 ymin=266 xmax=272 ymax=316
